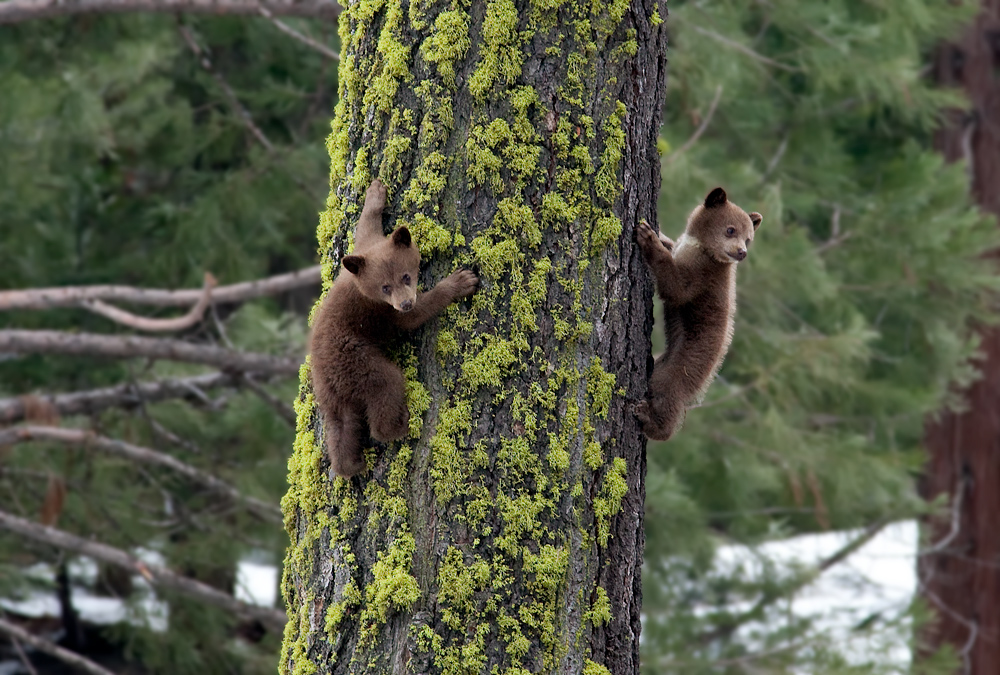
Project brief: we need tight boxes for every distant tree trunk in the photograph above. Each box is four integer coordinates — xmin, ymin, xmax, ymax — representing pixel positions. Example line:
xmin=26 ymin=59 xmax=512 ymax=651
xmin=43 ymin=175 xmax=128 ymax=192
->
xmin=278 ymin=0 xmax=668 ymax=672
xmin=921 ymin=3 xmax=1000 ymax=671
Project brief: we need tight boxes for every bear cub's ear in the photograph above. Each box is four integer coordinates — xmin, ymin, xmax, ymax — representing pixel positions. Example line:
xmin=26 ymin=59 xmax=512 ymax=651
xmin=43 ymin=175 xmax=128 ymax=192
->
xmin=342 ymin=255 xmax=366 ymax=275
xmin=749 ymin=212 xmax=762 ymax=230
xmin=391 ymin=227 xmax=412 ymax=248
xmin=704 ymin=187 xmax=728 ymax=208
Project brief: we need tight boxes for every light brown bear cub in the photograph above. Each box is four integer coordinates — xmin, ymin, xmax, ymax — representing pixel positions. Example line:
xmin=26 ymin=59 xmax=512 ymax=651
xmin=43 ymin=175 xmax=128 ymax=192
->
xmin=635 ymin=187 xmax=761 ymax=441
xmin=310 ymin=179 xmax=479 ymax=476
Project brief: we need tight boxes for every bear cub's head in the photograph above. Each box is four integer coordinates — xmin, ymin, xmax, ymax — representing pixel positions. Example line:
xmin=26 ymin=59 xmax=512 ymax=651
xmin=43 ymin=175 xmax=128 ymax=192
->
xmin=341 ymin=227 xmax=421 ymax=312
xmin=687 ymin=187 xmax=762 ymax=264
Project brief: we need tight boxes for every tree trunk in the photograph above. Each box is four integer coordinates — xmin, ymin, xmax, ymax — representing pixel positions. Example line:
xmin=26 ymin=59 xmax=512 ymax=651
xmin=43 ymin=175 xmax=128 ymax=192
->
xmin=921 ymin=3 xmax=1000 ymax=671
xmin=279 ymin=0 xmax=668 ymax=673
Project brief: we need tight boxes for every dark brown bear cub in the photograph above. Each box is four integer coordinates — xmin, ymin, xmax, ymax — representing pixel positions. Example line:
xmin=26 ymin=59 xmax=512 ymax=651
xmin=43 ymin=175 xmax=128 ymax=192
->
xmin=310 ymin=179 xmax=478 ymax=476
xmin=635 ymin=187 xmax=762 ymax=441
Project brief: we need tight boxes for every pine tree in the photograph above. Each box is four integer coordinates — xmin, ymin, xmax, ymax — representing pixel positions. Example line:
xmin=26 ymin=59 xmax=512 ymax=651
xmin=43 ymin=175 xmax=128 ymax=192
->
xmin=279 ymin=0 xmax=667 ymax=671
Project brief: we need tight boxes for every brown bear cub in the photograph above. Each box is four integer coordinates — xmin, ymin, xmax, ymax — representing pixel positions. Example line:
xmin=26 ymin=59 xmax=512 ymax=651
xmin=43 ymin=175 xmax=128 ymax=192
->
xmin=635 ymin=187 xmax=762 ymax=441
xmin=309 ymin=179 xmax=479 ymax=476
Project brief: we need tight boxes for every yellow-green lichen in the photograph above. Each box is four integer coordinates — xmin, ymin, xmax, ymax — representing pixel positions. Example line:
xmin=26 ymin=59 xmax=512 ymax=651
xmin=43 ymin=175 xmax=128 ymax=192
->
xmin=584 ymin=659 xmax=613 ymax=675
xmin=359 ymin=532 xmax=420 ymax=643
xmin=594 ymin=456 xmax=628 ymax=546
xmin=421 ymin=10 xmax=471 ymax=87
xmin=468 ymin=0 xmax=524 ymax=99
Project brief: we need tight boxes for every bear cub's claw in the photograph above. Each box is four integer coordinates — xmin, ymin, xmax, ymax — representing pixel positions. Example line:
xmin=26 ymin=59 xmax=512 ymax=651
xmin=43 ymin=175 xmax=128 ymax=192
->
xmin=446 ymin=269 xmax=480 ymax=299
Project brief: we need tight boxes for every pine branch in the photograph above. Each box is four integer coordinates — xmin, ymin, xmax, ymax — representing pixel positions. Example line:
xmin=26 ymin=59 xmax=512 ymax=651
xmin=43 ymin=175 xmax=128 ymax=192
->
xmin=0 ymin=330 xmax=301 ymax=375
xmin=0 ymin=372 xmax=287 ymax=424
xmin=0 ymin=616 xmax=116 ymax=675
xmin=0 ymin=510 xmax=287 ymax=632
xmin=80 ymin=272 xmax=217 ymax=333
xmin=0 ymin=426 xmax=282 ymax=523
xmin=0 ymin=265 xmax=321 ymax=311
xmin=686 ymin=23 xmax=800 ymax=72
xmin=0 ymin=0 xmax=340 ymax=24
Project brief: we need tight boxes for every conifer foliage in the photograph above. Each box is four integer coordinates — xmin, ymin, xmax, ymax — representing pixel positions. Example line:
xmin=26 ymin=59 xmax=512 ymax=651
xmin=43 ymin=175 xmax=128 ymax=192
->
xmin=643 ymin=1 xmax=998 ymax=672
xmin=0 ymin=11 xmax=334 ymax=673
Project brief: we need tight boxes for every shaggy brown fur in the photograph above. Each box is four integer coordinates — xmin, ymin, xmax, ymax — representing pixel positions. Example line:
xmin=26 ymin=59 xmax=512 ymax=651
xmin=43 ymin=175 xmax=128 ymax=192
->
xmin=310 ymin=179 xmax=479 ymax=476
xmin=635 ymin=187 xmax=762 ymax=441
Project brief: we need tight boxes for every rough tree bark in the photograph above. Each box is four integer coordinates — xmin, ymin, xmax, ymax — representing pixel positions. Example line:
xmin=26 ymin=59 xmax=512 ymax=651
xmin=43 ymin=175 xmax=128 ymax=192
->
xmin=280 ymin=0 xmax=668 ymax=672
xmin=921 ymin=3 xmax=1000 ymax=671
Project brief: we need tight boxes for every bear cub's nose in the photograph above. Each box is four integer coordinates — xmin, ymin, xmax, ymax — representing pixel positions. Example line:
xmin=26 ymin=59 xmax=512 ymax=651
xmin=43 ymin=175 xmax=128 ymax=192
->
xmin=400 ymin=300 xmax=413 ymax=312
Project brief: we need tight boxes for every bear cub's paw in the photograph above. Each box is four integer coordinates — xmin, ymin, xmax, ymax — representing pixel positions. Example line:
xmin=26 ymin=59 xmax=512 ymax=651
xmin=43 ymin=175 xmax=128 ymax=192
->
xmin=636 ymin=219 xmax=668 ymax=257
xmin=445 ymin=269 xmax=480 ymax=299
xmin=365 ymin=178 xmax=387 ymax=211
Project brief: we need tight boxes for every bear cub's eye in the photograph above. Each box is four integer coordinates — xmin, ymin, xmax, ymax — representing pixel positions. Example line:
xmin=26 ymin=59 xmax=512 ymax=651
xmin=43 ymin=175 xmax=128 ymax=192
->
xmin=402 ymin=274 xmax=411 ymax=286
xmin=382 ymin=284 xmax=391 ymax=295
xmin=725 ymin=227 xmax=736 ymax=237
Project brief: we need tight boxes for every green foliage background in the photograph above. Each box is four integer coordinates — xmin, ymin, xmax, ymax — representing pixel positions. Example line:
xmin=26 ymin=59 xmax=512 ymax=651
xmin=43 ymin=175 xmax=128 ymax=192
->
xmin=0 ymin=0 xmax=996 ymax=673
xmin=0 ymin=13 xmax=331 ymax=673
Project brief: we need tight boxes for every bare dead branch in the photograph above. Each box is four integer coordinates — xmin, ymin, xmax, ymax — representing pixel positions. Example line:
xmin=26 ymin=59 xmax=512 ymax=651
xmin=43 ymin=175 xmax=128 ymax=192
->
xmin=0 ymin=0 xmax=340 ymax=25
xmin=0 ymin=265 xmax=321 ymax=311
xmin=258 ymin=5 xmax=339 ymax=60
xmin=0 ymin=510 xmax=287 ymax=632
xmin=81 ymin=272 xmax=218 ymax=332
xmin=0 ymin=330 xmax=301 ymax=375
xmin=0 ymin=426 xmax=281 ymax=523
xmin=0 ymin=372 xmax=288 ymax=424
xmin=0 ymin=616 xmax=115 ymax=675
xmin=667 ymin=85 xmax=723 ymax=163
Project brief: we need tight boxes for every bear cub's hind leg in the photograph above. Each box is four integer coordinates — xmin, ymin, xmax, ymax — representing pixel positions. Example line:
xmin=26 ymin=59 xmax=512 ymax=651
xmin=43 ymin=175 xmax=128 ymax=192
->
xmin=363 ymin=356 xmax=410 ymax=443
xmin=635 ymin=358 xmax=687 ymax=441
xmin=327 ymin=407 xmax=368 ymax=477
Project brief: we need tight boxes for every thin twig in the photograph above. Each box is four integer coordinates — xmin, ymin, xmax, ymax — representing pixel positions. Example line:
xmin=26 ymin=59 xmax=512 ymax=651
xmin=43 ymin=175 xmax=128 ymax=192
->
xmin=0 ymin=615 xmax=116 ymax=675
xmin=667 ymin=85 xmax=724 ymax=163
xmin=242 ymin=375 xmax=296 ymax=426
xmin=178 ymin=23 xmax=274 ymax=152
xmin=686 ymin=23 xmax=801 ymax=72
xmin=0 ymin=265 xmax=321 ymax=311
xmin=698 ymin=519 xmax=890 ymax=644
xmin=0 ymin=0 xmax=341 ymax=25
xmin=258 ymin=5 xmax=339 ymax=60
xmin=0 ymin=330 xmax=301 ymax=375
xmin=1 ymin=426 xmax=281 ymax=522
xmin=10 ymin=633 xmax=40 ymax=675
xmin=82 ymin=272 xmax=217 ymax=332
xmin=0 ymin=510 xmax=287 ymax=632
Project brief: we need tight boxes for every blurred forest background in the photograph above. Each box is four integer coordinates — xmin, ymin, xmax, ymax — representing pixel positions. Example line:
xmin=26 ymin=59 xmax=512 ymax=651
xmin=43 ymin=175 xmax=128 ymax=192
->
xmin=1 ymin=0 xmax=999 ymax=673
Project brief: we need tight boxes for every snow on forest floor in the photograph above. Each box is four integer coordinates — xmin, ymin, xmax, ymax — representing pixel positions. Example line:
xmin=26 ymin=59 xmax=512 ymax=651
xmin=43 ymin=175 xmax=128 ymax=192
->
xmin=1 ymin=522 xmax=919 ymax=667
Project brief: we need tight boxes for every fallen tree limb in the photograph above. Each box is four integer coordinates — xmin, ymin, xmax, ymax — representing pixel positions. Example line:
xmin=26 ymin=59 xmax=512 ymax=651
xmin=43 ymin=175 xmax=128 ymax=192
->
xmin=81 ymin=272 xmax=218 ymax=333
xmin=0 ymin=372 xmax=277 ymax=424
xmin=0 ymin=265 xmax=321 ymax=311
xmin=0 ymin=616 xmax=116 ymax=675
xmin=0 ymin=0 xmax=340 ymax=25
xmin=0 ymin=330 xmax=300 ymax=375
xmin=0 ymin=510 xmax=287 ymax=632
xmin=0 ymin=426 xmax=281 ymax=523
